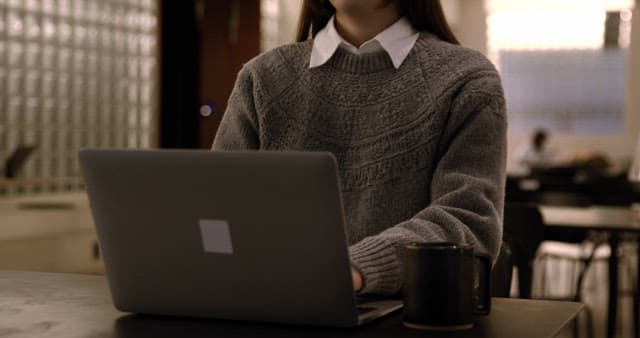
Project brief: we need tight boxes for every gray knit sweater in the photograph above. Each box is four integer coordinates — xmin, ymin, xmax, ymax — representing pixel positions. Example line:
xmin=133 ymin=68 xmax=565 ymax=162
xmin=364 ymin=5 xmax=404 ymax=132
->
xmin=212 ymin=32 xmax=507 ymax=295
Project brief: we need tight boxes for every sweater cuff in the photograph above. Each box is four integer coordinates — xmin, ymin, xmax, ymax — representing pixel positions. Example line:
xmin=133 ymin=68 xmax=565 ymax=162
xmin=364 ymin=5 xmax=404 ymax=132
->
xmin=349 ymin=237 xmax=402 ymax=295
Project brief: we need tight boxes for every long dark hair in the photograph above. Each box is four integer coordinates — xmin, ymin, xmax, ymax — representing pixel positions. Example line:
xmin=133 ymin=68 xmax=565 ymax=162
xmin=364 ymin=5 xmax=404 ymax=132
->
xmin=296 ymin=0 xmax=459 ymax=45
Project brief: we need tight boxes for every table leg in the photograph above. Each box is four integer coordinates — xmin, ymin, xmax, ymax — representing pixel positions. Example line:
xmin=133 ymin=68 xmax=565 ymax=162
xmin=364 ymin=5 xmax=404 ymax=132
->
xmin=608 ymin=232 xmax=620 ymax=338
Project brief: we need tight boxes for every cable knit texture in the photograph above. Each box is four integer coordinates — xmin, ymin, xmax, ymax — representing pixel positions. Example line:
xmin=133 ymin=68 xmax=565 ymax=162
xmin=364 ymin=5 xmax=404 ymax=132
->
xmin=212 ymin=33 xmax=507 ymax=295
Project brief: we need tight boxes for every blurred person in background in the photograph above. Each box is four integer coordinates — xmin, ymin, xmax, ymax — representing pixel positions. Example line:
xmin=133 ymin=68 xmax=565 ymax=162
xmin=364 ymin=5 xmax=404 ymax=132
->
xmin=517 ymin=128 xmax=555 ymax=174
xmin=213 ymin=0 xmax=506 ymax=295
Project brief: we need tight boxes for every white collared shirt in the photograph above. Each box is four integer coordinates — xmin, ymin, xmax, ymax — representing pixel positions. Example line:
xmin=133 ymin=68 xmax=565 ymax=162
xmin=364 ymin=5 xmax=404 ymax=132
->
xmin=309 ymin=16 xmax=420 ymax=69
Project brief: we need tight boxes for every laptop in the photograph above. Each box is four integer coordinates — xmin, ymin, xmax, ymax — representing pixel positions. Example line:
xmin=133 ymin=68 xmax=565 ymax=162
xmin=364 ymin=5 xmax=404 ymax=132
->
xmin=79 ymin=149 xmax=402 ymax=327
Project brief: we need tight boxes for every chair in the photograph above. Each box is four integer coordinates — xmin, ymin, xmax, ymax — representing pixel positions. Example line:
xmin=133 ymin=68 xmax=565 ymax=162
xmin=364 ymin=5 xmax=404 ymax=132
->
xmin=4 ymin=145 xmax=38 ymax=178
xmin=536 ymin=235 xmax=637 ymax=338
xmin=535 ymin=241 xmax=602 ymax=338
xmin=491 ymin=240 xmax=514 ymax=298
xmin=503 ymin=203 xmax=594 ymax=338
xmin=502 ymin=203 xmax=545 ymax=299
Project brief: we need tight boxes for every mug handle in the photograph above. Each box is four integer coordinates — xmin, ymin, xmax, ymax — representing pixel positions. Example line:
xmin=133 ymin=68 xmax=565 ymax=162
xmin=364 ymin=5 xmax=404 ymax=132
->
xmin=473 ymin=253 xmax=492 ymax=315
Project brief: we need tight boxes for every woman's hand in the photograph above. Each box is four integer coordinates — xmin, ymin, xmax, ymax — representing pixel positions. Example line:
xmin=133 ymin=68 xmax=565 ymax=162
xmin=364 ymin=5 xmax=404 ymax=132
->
xmin=351 ymin=266 xmax=363 ymax=292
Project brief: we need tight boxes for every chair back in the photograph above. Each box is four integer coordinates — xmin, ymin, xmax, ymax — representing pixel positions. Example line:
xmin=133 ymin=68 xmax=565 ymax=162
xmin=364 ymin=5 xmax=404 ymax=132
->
xmin=503 ymin=203 xmax=545 ymax=298
xmin=491 ymin=241 xmax=513 ymax=297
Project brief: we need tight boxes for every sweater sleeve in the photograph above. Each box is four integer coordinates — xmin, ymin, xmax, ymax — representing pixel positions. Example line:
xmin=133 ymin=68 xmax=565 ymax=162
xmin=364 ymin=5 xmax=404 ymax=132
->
xmin=212 ymin=65 xmax=260 ymax=150
xmin=349 ymin=72 xmax=507 ymax=295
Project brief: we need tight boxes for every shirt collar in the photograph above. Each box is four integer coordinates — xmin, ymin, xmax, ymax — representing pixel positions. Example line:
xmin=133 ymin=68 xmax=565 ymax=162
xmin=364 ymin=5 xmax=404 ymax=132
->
xmin=310 ymin=16 xmax=419 ymax=70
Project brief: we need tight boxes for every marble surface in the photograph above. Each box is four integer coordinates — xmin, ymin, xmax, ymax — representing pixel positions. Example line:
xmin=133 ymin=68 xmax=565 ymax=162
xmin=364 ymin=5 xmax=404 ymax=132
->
xmin=0 ymin=270 xmax=583 ymax=338
xmin=0 ymin=271 xmax=119 ymax=338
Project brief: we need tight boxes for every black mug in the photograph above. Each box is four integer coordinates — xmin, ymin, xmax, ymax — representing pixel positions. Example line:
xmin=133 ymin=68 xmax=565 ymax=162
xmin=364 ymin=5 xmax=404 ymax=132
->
xmin=402 ymin=242 xmax=491 ymax=331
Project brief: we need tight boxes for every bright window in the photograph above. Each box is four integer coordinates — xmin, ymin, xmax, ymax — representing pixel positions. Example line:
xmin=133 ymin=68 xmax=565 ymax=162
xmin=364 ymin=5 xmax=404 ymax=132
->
xmin=487 ymin=0 xmax=635 ymax=134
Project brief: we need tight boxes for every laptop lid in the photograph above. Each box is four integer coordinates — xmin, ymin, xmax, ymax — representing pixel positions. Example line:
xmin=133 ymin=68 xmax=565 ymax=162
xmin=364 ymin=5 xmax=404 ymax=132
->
xmin=79 ymin=149 xmax=363 ymax=326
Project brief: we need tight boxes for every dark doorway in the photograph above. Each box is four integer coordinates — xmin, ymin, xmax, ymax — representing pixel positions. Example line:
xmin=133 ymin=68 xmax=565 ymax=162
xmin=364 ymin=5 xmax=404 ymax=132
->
xmin=159 ymin=0 xmax=200 ymax=149
xmin=198 ymin=0 xmax=261 ymax=149
xmin=159 ymin=0 xmax=261 ymax=149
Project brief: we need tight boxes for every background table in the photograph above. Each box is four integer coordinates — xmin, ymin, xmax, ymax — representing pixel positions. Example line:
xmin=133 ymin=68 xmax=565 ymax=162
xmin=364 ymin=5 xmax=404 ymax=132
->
xmin=540 ymin=205 xmax=640 ymax=338
xmin=0 ymin=270 xmax=582 ymax=338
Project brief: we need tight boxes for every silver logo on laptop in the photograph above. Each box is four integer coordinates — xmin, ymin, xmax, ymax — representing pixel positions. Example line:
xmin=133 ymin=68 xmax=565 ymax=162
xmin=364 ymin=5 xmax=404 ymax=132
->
xmin=199 ymin=219 xmax=234 ymax=254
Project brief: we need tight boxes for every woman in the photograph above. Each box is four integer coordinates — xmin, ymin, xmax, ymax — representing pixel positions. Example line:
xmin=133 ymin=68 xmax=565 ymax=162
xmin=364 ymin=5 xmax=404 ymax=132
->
xmin=213 ymin=0 xmax=506 ymax=296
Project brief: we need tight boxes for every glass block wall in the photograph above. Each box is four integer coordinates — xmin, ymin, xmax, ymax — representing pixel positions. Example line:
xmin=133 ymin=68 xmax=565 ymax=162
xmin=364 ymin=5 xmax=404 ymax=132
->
xmin=0 ymin=0 xmax=158 ymax=196
xmin=487 ymin=0 xmax=635 ymax=134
